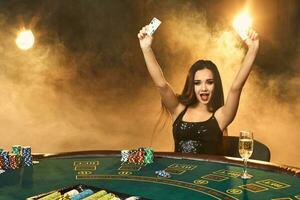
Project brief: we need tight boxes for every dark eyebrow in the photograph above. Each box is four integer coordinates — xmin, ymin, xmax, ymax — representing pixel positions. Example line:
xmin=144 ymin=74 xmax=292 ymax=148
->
xmin=194 ymin=79 xmax=214 ymax=81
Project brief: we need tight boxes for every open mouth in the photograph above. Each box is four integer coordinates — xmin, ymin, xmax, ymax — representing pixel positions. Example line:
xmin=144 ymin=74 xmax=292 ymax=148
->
xmin=200 ymin=93 xmax=209 ymax=101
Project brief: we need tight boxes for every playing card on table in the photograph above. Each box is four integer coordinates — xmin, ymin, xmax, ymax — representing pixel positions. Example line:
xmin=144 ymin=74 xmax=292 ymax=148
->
xmin=146 ymin=17 xmax=162 ymax=36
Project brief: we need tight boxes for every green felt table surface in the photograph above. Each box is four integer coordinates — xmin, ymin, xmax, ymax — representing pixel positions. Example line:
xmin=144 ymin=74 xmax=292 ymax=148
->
xmin=0 ymin=152 xmax=299 ymax=200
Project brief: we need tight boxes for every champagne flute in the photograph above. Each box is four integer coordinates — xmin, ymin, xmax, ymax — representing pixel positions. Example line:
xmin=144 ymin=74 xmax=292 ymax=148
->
xmin=239 ymin=131 xmax=254 ymax=179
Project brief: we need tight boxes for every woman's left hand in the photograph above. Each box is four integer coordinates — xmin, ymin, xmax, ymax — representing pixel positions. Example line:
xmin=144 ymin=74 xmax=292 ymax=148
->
xmin=245 ymin=29 xmax=259 ymax=50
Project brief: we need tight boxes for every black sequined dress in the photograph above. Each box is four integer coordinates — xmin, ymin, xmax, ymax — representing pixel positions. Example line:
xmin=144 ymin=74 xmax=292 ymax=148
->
xmin=173 ymin=107 xmax=223 ymax=154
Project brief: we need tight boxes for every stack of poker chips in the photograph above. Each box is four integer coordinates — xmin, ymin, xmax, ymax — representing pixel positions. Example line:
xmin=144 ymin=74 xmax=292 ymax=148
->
xmin=144 ymin=148 xmax=154 ymax=164
xmin=9 ymin=153 xmax=19 ymax=170
xmin=0 ymin=149 xmax=3 ymax=173
xmin=12 ymin=145 xmax=22 ymax=168
xmin=0 ymin=150 xmax=10 ymax=170
xmin=121 ymin=147 xmax=154 ymax=165
xmin=0 ymin=145 xmax=33 ymax=173
xmin=0 ymin=149 xmax=4 ymax=174
xmin=71 ymin=189 xmax=94 ymax=200
xmin=64 ymin=189 xmax=79 ymax=198
xmin=38 ymin=189 xmax=122 ymax=200
xmin=22 ymin=146 xmax=33 ymax=167
xmin=82 ymin=190 xmax=116 ymax=200
xmin=39 ymin=189 xmax=79 ymax=200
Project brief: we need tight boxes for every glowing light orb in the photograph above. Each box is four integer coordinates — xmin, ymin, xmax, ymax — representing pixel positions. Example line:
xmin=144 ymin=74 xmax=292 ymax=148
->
xmin=16 ymin=30 xmax=35 ymax=50
xmin=233 ymin=11 xmax=252 ymax=40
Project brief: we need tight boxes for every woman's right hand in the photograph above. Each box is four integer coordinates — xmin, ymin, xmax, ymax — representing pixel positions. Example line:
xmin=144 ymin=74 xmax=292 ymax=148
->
xmin=138 ymin=25 xmax=153 ymax=50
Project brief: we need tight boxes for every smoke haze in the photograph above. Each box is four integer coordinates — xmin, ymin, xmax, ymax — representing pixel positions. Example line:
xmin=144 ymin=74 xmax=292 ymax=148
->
xmin=0 ymin=0 xmax=299 ymax=168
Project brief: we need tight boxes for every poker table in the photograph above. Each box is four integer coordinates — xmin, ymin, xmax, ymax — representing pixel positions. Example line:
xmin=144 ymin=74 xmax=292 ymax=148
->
xmin=0 ymin=151 xmax=299 ymax=200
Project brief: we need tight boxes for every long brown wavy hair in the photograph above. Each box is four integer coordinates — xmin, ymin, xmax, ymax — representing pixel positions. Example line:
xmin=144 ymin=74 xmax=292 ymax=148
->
xmin=152 ymin=60 xmax=225 ymax=139
xmin=178 ymin=59 xmax=224 ymax=112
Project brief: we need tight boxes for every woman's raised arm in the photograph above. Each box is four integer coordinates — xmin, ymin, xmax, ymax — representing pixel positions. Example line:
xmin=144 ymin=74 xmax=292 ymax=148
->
xmin=138 ymin=25 xmax=182 ymax=117
xmin=215 ymin=29 xmax=259 ymax=130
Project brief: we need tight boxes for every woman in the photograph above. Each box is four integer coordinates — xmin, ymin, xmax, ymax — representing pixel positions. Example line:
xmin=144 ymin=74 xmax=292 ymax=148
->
xmin=137 ymin=25 xmax=259 ymax=154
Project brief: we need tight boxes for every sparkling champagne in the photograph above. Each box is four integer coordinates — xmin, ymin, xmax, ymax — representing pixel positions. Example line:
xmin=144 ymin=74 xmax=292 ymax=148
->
xmin=239 ymin=138 xmax=253 ymax=159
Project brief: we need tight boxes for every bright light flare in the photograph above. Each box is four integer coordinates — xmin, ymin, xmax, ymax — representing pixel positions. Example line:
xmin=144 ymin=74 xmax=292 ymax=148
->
xmin=233 ymin=11 xmax=252 ymax=40
xmin=16 ymin=29 xmax=35 ymax=50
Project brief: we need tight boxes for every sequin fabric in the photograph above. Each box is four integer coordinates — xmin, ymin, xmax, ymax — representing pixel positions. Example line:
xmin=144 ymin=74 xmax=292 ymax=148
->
xmin=178 ymin=140 xmax=200 ymax=153
xmin=173 ymin=107 xmax=223 ymax=154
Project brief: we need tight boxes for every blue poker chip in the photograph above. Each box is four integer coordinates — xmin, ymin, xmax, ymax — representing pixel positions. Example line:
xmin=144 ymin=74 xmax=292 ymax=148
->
xmin=22 ymin=155 xmax=33 ymax=166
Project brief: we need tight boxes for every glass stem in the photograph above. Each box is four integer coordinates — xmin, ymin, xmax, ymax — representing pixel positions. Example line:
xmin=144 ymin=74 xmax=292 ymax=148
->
xmin=243 ymin=158 xmax=248 ymax=175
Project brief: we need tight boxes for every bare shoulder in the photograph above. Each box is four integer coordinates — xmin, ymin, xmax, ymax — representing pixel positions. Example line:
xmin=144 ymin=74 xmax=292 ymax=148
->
xmin=171 ymin=103 xmax=186 ymax=122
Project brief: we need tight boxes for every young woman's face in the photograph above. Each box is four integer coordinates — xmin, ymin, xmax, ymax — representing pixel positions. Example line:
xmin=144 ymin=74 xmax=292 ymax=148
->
xmin=194 ymin=68 xmax=215 ymax=105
